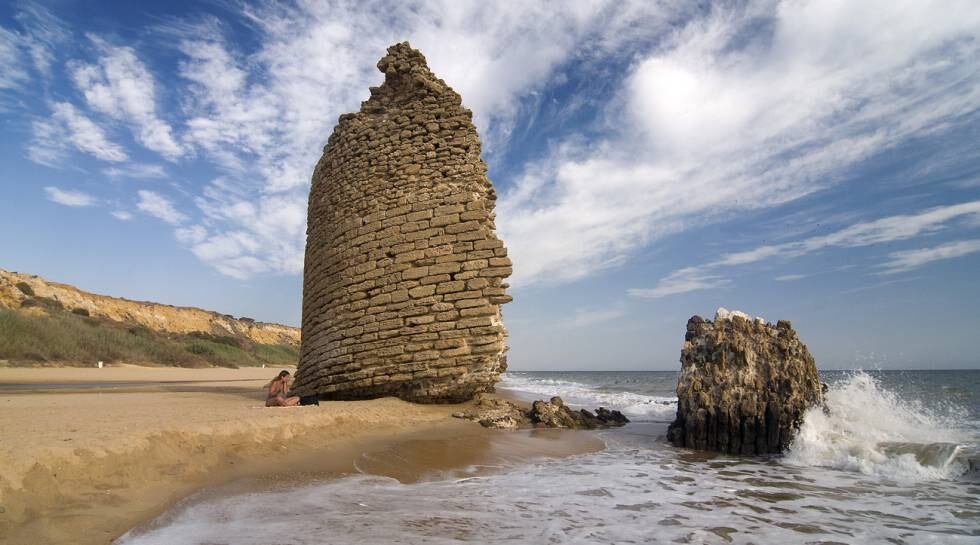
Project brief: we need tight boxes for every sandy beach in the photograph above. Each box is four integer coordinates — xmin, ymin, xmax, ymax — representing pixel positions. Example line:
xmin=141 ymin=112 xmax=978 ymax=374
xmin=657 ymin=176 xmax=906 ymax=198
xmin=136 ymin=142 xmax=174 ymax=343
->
xmin=0 ymin=366 xmax=603 ymax=545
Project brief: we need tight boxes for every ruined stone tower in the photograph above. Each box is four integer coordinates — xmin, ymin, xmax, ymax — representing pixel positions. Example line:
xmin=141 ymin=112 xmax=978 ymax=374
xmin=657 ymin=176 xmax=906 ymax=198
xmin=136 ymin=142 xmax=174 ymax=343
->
xmin=293 ymin=42 xmax=512 ymax=403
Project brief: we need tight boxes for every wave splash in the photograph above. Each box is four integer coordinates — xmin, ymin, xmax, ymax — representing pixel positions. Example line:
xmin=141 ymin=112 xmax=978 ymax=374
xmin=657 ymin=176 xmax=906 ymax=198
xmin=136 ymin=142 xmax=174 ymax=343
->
xmin=785 ymin=371 xmax=974 ymax=481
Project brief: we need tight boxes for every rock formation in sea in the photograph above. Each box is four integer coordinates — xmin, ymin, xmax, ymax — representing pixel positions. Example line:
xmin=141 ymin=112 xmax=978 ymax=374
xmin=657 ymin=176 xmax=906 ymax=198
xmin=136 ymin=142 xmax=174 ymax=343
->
xmin=667 ymin=308 xmax=823 ymax=455
xmin=453 ymin=395 xmax=630 ymax=430
xmin=294 ymin=42 xmax=511 ymax=403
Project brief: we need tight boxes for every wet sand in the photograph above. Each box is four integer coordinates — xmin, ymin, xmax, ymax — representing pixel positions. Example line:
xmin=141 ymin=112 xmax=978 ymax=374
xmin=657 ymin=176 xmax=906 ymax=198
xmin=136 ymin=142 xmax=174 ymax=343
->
xmin=0 ymin=366 xmax=603 ymax=545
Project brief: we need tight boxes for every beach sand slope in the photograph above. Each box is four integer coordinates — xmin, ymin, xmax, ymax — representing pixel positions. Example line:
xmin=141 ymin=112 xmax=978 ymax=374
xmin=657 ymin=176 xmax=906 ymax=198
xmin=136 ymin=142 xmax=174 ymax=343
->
xmin=0 ymin=366 xmax=602 ymax=545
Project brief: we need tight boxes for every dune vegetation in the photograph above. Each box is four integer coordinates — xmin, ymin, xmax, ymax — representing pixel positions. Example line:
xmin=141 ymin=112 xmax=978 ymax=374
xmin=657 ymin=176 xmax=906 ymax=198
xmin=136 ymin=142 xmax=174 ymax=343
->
xmin=0 ymin=306 xmax=299 ymax=368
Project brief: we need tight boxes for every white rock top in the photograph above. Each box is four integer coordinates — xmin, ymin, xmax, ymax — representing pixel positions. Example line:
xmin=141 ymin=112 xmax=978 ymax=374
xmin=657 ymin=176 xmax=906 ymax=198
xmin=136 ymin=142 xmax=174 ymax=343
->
xmin=715 ymin=307 xmax=766 ymax=324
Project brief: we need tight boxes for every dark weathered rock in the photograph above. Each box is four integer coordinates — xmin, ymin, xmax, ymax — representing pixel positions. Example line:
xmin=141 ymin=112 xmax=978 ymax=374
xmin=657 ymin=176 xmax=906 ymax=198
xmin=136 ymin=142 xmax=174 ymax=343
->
xmin=294 ymin=42 xmax=511 ymax=403
xmin=454 ymin=395 xmax=630 ymax=430
xmin=530 ymin=396 xmax=582 ymax=428
xmin=593 ymin=407 xmax=630 ymax=427
xmin=667 ymin=308 xmax=822 ymax=455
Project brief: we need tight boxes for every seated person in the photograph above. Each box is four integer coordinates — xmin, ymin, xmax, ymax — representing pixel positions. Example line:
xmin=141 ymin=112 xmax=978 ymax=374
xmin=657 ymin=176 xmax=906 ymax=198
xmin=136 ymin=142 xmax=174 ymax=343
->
xmin=265 ymin=370 xmax=301 ymax=407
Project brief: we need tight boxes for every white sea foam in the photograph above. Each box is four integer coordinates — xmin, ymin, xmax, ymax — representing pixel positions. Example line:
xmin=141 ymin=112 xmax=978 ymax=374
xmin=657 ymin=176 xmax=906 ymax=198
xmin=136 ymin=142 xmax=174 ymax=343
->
xmin=116 ymin=371 xmax=980 ymax=545
xmin=499 ymin=374 xmax=677 ymax=421
xmin=117 ymin=433 xmax=980 ymax=545
xmin=785 ymin=371 xmax=972 ymax=481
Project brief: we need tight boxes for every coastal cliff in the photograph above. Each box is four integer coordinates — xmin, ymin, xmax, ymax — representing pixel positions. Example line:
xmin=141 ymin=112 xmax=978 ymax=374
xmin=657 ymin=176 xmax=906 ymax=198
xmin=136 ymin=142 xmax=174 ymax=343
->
xmin=295 ymin=42 xmax=511 ymax=403
xmin=667 ymin=308 xmax=823 ymax=455
xmin=0 ymin=268 xmax=299 ymax=347
xmin=0 ymin=268 xmax=299 ymax=367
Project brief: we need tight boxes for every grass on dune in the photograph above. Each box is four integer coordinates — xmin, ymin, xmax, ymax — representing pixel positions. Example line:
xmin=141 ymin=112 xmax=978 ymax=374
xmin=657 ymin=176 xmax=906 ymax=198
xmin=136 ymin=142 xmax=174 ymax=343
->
xmin=0 ymin=307 xmax=299 ymax=368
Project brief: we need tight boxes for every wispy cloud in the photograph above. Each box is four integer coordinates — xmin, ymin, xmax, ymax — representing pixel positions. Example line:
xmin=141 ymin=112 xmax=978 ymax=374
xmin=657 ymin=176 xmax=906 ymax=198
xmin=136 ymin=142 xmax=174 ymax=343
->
xmin=174 ymin=224 xmax=207 ymax=245
xmin=148 ymin=1 xmax=664 ymax=278
xmin=102 ymin=163 xmax=167 ymax=179
xmin=28 ymin=102 xmax=128 ymax=165
xmin=111 ymin=210 xmax=133 ymax=221
xmin=14 ymin=3 xmax=70 ymax=77
xmin=774 ymin=274 xmax=807 ymax=282
xmin=0 ymin=4 xmax=68 ymax=92
xmin=635 ymin=200 xmax=980 ymax=297
xmin=0 ymin=27 xmax=30 ymax=91
xmin=879 ymin=239 xmax=980 ymax=275
xmin=567 ymin=304 xmax=626 ymax=327
xmin=499 ymin=0 xmax=980 ymax=287
xmin=136 ymin=190 xmax=185 ymax=225
xmin=7 ymin=0 xmax=980 ymax=284
xmin=44 ymin=186 xmax=95 ymax=207
xmin=628 ymin=267 xmax=729 ymax=299
xmin=70 ymin=37 xmax=183 ymax=159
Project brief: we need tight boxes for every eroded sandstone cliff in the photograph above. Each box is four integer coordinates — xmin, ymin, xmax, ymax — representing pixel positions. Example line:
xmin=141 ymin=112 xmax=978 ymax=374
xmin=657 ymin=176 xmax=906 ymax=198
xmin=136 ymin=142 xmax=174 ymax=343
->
xmin=0 ymin=268 xmax=299 ymax=346
xmin=294 ymin=43 xmax=511 ymax=403
xmin=667 ymin=308 xmax=823 ymax=455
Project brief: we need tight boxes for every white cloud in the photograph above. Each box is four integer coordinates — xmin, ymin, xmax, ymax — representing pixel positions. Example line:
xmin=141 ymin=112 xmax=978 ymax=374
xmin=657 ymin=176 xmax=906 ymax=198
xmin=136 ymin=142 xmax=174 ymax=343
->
xmin=175 ymin=224 xmax=207 ymax=245
xmin=0 ymin=27 xmax=30 ymax=90
xmin=637 ymin=200 xmax=980 ymax=297
xmin=879 ymin=239 xmax=980 ymax=275
xmin=498 ymin=0 xmax=980 ymax=287
xmin=0 ymin=4 xmax=68 ymax=92
xmin=187 ymin=180 xmax=306 ymax=277
xmin=111 ymin=210 xmax=133 ymax=221
xmin=136 ymin=190 xmax=186 ymax=225
xmin=70 ymin=37 xmax=183 ymax=159
xmin=14 ymin=3 xmax=69 ymax=77
xmin=28 ymin=102 xmax=128 ymax=165
xmin=628 ymin=267 xmax=729 ymax=299
xmin=158 ymin=1 xmax=678 ymax=278
xmin=102 ymin=163 xmax=167 ymax=179
xmin=15 ymin=1 xmax=977 ymax=283
xmin=567 ymin=304 xmax=626 ymax=327
xmin=774 ymin=274 xmax=807 ymax=282
xmin=44 ymin=186 xmax=96 ymax=207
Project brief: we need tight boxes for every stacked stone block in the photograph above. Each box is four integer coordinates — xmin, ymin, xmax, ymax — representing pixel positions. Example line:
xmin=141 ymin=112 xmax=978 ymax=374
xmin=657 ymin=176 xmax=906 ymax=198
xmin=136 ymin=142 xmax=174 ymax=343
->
xmin=293 ymin=42 xmax=512 ymax=403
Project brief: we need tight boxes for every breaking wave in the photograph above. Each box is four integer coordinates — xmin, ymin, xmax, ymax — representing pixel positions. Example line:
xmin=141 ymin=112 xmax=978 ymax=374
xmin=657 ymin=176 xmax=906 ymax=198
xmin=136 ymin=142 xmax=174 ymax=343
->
xmin=786 ymin=371 xmax=976 ymax=481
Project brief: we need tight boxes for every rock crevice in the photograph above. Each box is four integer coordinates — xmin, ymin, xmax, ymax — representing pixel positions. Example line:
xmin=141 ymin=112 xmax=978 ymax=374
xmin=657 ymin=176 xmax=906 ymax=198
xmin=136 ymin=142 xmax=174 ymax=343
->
xmin=294 ymin=42 xmax=511 ymax=403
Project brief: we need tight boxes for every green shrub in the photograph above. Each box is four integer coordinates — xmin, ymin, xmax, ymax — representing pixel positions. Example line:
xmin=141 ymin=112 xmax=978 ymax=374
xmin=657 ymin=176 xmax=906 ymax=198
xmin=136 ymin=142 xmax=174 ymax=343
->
xmin=71 ymin=308 xmax=90 ymax=316
xmin=128 ymin=325 xmax=153 ymax=338
xmin=253 ymin=343 xmax=300 ymax=366
xmin=15 ymin=282 xmax=35 ymax=296
xmin=185 ymin=341 xmax=216 ymax=356
xmin=187 ymin=331 xmax=243 ymax=348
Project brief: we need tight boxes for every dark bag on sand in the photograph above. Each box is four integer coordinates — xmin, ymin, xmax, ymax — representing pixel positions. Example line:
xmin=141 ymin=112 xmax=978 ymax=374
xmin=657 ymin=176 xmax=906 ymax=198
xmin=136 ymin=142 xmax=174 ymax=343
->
xmin=299 ymin=394 xmax=320 ymax=406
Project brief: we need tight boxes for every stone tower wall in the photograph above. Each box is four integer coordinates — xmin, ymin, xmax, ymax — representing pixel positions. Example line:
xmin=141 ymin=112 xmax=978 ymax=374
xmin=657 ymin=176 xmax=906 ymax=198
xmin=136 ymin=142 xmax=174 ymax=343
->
xmin=293 ymin=43 xmax=512 ymax=403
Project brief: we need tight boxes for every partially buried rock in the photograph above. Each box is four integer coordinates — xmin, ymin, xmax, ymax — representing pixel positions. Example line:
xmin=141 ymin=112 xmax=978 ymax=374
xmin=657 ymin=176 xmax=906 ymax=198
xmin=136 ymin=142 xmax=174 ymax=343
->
xmin=455 ymin=395 xmax=629 ymax=430
xmin=454 ymin=395 xmax=530 ymax=430
xmin=667 ymin=308 xmax=823 ymax=455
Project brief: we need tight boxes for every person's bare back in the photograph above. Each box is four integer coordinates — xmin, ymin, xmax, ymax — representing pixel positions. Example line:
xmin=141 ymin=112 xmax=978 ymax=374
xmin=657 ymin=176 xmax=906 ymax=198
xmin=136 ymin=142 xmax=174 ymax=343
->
xmin=265 ymin=370 xmax=300 ymax=407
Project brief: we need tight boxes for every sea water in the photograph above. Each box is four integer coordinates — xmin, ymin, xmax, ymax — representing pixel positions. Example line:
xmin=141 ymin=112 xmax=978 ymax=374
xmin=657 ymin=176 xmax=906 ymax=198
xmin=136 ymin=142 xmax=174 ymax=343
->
xmin=117 ymin=370 xmax=980 ymax=545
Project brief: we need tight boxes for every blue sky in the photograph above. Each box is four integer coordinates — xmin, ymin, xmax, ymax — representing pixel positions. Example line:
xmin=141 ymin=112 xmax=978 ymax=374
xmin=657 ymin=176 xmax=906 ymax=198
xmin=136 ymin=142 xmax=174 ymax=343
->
xmin=1 ymin=1 xmax=979 ymax=370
